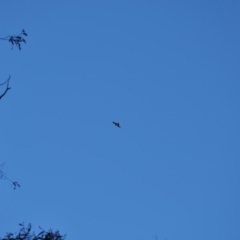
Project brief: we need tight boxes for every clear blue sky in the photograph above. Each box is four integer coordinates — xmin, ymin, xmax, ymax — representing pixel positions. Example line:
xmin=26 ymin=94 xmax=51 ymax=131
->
xmin=1 ymin=1 xmax=240 ymax=240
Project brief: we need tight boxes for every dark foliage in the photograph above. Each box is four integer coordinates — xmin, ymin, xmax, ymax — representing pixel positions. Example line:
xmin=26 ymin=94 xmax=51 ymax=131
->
xmin=0 ymin=29 xmax=28 ymax=50
xmin=0 ymin=223 xmax=66 ymax=240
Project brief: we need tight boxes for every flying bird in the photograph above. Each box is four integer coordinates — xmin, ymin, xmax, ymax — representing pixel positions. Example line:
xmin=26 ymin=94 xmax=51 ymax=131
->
xmin=112 ymin=121 xmax=121 ymax=128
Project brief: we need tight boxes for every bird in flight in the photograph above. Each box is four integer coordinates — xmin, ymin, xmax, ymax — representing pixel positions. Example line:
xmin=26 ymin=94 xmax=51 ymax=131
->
xmin=112 ymin=121 xmax=121 ymax=128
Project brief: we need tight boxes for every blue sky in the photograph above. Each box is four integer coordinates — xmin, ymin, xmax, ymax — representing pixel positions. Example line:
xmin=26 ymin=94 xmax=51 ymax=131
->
xmin=0 ymin=1 xmax=240 ymax=240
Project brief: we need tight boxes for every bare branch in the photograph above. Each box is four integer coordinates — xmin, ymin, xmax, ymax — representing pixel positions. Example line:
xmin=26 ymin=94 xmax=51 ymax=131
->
xmin=0 ymin=162 xmax=20 ymax=190
xmin=0 ymin=75 xmax=11 ymax=100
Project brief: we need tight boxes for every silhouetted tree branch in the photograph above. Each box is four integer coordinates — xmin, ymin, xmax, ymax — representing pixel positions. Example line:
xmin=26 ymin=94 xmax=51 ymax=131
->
xmin=0 ymin=75 xmax=11 ymax=100
xmin=0 ymin=163 xmax=20 ymax=190
xmin=0 ymin=223 xmax=66 ymax=240
xmin=0 ymin=29 xmax=28 ymax=50
xmin=0 ymin=30 xmax=28 ymax=191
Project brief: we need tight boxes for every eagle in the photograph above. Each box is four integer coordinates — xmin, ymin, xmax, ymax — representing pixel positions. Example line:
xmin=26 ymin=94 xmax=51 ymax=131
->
xmin=112 ymin=121 xmax=121 ymax=128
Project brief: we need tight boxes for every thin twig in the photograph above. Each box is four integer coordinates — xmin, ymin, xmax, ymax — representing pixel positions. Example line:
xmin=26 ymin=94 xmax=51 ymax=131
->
xmin=0 ymin=75 xmax=11 ymax=100
xmin=0 ymin=162 xmax=20 ymax=190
